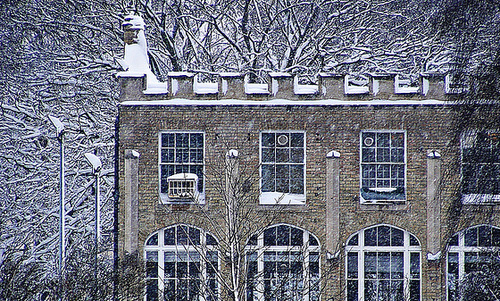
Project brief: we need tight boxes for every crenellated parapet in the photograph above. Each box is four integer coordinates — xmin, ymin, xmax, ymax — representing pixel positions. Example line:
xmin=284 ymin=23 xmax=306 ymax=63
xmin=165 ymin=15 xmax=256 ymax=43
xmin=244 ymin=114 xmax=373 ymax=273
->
xmin=118 ymin=71 xmax=463 ymax=102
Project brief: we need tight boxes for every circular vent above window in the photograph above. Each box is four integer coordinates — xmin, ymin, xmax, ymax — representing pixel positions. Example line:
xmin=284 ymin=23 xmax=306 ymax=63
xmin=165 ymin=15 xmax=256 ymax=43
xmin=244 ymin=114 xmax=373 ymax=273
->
xmin=364 ymin=137 xmax=374 ymax=147
xmin=277 ymin=134 xmax=289 ymax=146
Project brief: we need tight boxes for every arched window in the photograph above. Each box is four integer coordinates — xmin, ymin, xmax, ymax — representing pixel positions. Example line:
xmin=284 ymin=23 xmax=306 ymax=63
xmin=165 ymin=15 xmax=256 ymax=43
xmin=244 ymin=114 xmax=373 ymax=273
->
xmin=345 ymin=225 xmax=421 ymax=301
xmin=245 ymin=224 xmax=320 ymax=301
xmin=447 ymin=225 xmax=500 ymax=300
xmin=144 ymin=225 xmax=219 ymax=301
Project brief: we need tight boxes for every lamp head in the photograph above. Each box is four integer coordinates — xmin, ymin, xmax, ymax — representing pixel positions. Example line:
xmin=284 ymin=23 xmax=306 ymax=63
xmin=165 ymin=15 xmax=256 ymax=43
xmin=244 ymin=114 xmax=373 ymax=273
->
xmin=84 ymin=153 xmax=102 ymax=174
xmin=48 ymin=116 xmax=65 ymax=138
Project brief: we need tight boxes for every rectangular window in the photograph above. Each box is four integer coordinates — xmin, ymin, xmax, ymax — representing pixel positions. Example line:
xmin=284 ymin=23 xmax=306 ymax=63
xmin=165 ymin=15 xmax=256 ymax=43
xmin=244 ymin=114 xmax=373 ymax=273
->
xmin=260 ymin=132 xmax=305 ymax=205
xmin=360 ymin=131 xmax=406 ymax=203
xmin=461 ymin=130 xmax=500 ymax=203
xmin=159 ymin=132 xmax=204 ymax=203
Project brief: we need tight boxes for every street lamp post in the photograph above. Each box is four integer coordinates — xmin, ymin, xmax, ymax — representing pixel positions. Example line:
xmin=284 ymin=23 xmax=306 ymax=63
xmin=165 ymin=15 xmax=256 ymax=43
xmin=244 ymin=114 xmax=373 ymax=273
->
xmin=48 ymin=115 xmax=65 ymax=300
xmin=48 ymin=118 xmax=65 ymax=266
xmin=84 ymin=152 xmax=102 ymax=296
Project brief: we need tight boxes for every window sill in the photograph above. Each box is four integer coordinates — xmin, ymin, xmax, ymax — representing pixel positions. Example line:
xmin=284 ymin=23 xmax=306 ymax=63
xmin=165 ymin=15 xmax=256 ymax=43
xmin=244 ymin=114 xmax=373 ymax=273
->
xmin=159 ymin=193 xmax=205 ymax=205
xmin=259 ymin=192 xmax=306 ymax=205
xmin=462 ymin=194 xmax=500 ymax=205
xmin=359 ymin=199 xmax=408 ymax=211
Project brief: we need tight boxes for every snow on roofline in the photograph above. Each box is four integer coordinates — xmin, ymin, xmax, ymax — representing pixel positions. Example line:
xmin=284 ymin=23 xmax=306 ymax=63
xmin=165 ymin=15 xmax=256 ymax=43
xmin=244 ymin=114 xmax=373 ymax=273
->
xmin=121 ymin=98 xmax=450 ymax=107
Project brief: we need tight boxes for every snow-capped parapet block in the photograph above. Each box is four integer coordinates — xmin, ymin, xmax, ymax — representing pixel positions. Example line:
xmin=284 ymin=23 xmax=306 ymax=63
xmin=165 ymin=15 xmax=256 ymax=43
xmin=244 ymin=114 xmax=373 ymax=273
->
xmin=326 ymin=151 xmax=341 ymax=158
xmin=118 ymin=14 xmax=167 ymax=96
xmin=427 ymin=251 xmax=441 ymax=261
xmin=427 ymin=150 xmax=441 ymax=159
xmin=227 ymin=149 xmax=239 ymax=158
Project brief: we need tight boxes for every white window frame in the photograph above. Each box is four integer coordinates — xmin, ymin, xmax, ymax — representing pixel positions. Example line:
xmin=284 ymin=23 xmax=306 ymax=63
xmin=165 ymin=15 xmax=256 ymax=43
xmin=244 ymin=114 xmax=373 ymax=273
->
xmin=446 ymin=225 xmax=500 ymax=301
xmin=245 ymin=224 xmax=321 ymax=301
xmin=461 ymin=130 xmax=500 ymax=204
xmin=345 ymin=225 xmax=421 ymax=301
xmin=259 ymin=131 xmax=306 ymax=205
xmin=360 ymin=130 xmax=407 ymax=204
xmin=144 ymin=225 xmax=219 ymax=301
xmin=159 ymin=131 xmax=205 ymax=204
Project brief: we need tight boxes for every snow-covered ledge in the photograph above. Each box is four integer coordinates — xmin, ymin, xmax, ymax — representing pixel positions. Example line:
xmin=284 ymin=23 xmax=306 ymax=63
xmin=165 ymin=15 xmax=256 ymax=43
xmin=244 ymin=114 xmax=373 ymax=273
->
xmin=244 ymin=75 xmax=269 ymax=95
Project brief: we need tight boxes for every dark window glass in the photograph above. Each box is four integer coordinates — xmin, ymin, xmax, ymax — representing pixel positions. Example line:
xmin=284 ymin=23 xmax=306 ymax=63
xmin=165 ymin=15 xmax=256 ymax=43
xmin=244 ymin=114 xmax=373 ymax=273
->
xmin=348 ymin=252 xmax=358 ymax=278
xmin=365 ymin=227 xmax=377 ymax=246
xmin=348 ymin=234 xmax=359 ymax=246
xmin=261 ymin=132 xmax=304 ymax=195
xmin=361 ymin=131 xmax=405 ymax=201
xmin=146 ymin=233 xmax=158 ymax=246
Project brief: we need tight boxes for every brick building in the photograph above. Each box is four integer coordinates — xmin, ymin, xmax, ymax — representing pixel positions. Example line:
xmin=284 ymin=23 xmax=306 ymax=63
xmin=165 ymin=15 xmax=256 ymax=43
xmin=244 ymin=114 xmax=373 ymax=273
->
xmin=116 ymin=15 xmax=500 ymax=301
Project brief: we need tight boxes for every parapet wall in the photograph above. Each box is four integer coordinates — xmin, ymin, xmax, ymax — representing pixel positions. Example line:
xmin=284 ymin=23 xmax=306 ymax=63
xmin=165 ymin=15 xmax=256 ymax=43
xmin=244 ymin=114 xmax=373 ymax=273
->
xmin=118 ymin=71 xmax=462 ymax=102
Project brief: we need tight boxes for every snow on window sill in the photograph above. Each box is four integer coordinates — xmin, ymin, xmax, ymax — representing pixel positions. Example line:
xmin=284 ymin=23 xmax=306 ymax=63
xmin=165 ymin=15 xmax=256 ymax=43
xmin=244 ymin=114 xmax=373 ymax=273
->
xmin=295 ymin=85 xmax=319 ymax=95
xmin=194 ymin=82 xmax=218 ymax=95
xmin=245 ymin=83 xmax=269 ymax=95
xmin=462 ymin=194 xmax=500 ymax=204
xmin=259 ymin=192 xmax=306 ymax=205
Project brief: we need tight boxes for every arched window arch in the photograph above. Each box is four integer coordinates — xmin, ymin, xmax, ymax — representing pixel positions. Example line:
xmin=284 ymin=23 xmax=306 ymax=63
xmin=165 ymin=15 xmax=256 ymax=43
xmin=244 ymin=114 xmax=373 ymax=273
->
xmin=144 ymin=224 xmax=219 ymax=301
xmin=245 ymin=224 xmax=321 ymax=301
xmin=447 ymin=224 xmax=500 ymax=300
xmin=345 ymin=224 xmax=421 ymax=301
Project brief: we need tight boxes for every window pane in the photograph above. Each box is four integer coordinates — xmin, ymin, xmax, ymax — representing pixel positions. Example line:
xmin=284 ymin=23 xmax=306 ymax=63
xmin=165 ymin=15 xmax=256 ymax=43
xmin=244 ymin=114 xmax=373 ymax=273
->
xmin=261 ymin=165 xmax=275 ymax=192
xmin=262 ymin=148 xmax=275 ymax=163
xmin=276 ymin=148 xmax=289 ymax=163
xmin=264 ymin=227 xmax=277 ymax=246
xmin=190 ymin=133 xmax=203 ymax=148
xmin=378 ymin=226 xmax=390 ymax=246
xmin=377 ymin=148 xmax=390 ymax=162
xmin=206 ymin=234 xmax=217 ymax=246
xmin=410 ymin=280 xmax=420 ymax=301
xmin=146 ymin=233 xmax=158 ymax=246
xmin=290 ymin=133 xmax=304 ymax=147
xmin=391 ymin=252 xmax=404 ymax=279
xmin=262 ymin=133 xmax=275 ymax=147
xmin=410 ymin=234 xmax=420 ymax=246
xmin=377 ymin=133 xmax=390 ymax=147
xmin=347 ymin=234 xmax=358 ymax=246
xmin=348 ymin=252 xmax=358 ymax=278
xmin=362 ymin=148 xmax=375 ymax=162
xmin=161 ymin=149 xmax=175 ymax=163
xmin=291 ymin=227 xmax=303 ymax=246
xmin=391 ymin=228 xmax=404 ymax=246
xmin=478 ymin=225 xmax=492 ymax=247
xmin=164 ymin=227 xmax=175 ymax=245
xmin=290 ymin=148 xmax=304 ymax=163
xmin=465 ymin=228 xmax=478 ymax=246
xmin=176 ymin=133 xmax=189 ymax=148
xmin=410 ymin=253 xmax=420 ymax=278
xmin=146 ymin=279 xmax=158 ymax=301
xmin=347 ymin=280 xmax=358 ymax=301
xmin=189 ymin=227 xmax=200 ymax=245
xmin=377 ymin=252 xmax=390 ymax=279
xmin=162 ymin=133 xmax=174 ymax=148
xmin=365 ymin=252 xmax=377 ymax=279
xmin=362 ymin=132 xmax=376 ymax=147
xmin=391 ymin=133 xmax=404 ymax=147
xmin=365 ymin=228 xmax=377 ymax=246
xmin=146 ymin=252 xmax=158 ymax=278
xmin=277 ymin=225 xmax=290 ymax=246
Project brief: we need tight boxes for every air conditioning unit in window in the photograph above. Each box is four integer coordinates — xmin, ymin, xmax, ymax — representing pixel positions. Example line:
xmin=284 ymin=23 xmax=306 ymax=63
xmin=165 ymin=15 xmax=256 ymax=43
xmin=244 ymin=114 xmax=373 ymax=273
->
xmin=167 ymin=173 xmax=198 ymax=199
